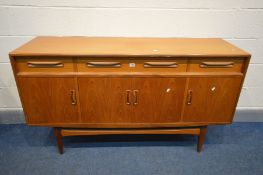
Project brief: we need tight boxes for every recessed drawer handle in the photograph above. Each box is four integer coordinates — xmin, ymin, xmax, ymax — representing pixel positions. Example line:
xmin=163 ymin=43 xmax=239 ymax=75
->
xmin=144 ymin=62 xmax=177 ymax=68
xmin=86 ymin=62 xmax=121 ymax=68
xmin=27 ymin=62 xmax=64 ymax=68
xmin=200 ymin=62 xmax=234 ymax=68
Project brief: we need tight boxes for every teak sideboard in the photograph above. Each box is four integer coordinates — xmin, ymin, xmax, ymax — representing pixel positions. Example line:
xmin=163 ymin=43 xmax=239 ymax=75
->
xmin=9 ymin=37 xmax=250 ymax=154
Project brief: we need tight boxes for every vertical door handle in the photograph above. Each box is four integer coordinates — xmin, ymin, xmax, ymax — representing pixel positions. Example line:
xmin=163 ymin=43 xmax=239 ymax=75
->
xmin=126 ymin=90 xmax=131 ymax=105
xmin=70 ymin=90 xmax=77 ymax=105
xmin=133 ymin=90 xmax=139 ymax=105
xmin=187 ymin=90 xmax=192 ymax=105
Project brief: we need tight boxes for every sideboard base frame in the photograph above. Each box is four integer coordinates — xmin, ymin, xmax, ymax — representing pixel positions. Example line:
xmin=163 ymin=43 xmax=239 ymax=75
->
xmin=54 ymin=126 xmax=207 ymax=154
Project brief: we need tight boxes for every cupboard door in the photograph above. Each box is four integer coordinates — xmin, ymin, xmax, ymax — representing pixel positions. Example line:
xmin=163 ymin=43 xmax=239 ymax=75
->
xmin=78 ymin=78 xmax=133 ymax=123
xmin=18 ymin=77 xmax=80 ymax=124
xmin=133 ymin=78 xmax=186 ymax=123
xmin=182 ymin=77 xmax=242 ymax=122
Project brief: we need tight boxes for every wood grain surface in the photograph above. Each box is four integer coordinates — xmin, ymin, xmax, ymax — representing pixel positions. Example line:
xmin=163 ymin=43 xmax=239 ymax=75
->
xmin=18 ymin=77 xmax=80 ymax=124
xmin=182 ymin=77 xmax=243 ymax=122
xmin=132 ymin=77 xmax=186 ymax=123
xmin=9 ymin=37 xmax=250 ymax=57
xmin=78 ymin=77 xmax=133 ymax=123
xmin=9 ymin=37 xmax=250 ymax=128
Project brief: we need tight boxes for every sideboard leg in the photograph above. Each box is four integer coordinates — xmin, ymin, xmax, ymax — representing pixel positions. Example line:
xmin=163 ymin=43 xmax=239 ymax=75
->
xmin=54 ymin=128 xmax=64 ymax=154
xmin=197 ymin=126 xmax=207 ymax=152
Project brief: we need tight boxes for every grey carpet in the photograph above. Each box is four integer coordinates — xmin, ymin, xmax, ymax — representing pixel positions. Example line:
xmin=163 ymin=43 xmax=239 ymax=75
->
xmin=0 ymin=122 xmax=263 ymax=175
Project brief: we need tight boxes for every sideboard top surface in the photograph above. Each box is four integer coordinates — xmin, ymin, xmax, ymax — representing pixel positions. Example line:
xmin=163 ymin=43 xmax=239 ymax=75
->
xmin=10 ymin=36 xmax=250 ymax=57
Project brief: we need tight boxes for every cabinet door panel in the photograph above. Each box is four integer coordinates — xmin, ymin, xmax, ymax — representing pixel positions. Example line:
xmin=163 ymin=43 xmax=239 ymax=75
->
xmin=133 ymin=78 xmax=186 ymax=123
xmin=78 ymin=78 xmax=133 ymax=123
xmin=18 ymin=77 xmax=79 ymax=124
xmin=182 ymin=77 xmax=242 ymax=122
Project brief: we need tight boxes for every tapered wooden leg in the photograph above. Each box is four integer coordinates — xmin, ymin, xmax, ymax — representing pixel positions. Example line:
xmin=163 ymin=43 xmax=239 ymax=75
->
xmin=54 ymin=128 xmax=64 ymax=154
xmin=197 ymin=126 xmax=207 ymax=152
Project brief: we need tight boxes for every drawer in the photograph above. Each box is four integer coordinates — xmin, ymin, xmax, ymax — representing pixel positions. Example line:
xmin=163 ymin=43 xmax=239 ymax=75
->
xmin=77 ymin=58 xmax=187 ymax=72
xmin=15 ymin=57 xmax=75 ymax=73
xmin=188 ymin=58 xmax=244 ymax=73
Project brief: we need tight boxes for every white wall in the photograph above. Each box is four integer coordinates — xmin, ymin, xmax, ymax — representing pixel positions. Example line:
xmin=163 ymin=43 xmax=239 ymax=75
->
xmin=0 ymin=0 xmax=263 ymax=116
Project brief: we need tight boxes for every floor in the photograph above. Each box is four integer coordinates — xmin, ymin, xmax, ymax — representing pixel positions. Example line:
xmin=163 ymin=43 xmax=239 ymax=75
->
xmin=0 ymin=122 xmax=263 ymax=175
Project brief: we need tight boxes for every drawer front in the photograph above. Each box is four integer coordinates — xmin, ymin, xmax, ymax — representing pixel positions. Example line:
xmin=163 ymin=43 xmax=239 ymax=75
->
xmin=15 ymin=57 xmax=74 ymax=73
xmin=77 ymin=58 xmax=187 ymax=72
xmin=188 ymin=58 xmax=244 ymax=73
